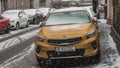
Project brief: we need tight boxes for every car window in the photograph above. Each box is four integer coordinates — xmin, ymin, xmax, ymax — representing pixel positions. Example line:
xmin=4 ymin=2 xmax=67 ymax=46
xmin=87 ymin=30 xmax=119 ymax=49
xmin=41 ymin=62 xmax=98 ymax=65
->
xmin=19 ymin=12 xmax=26 ymax=17
xmin=45 ymin=10 xmax=90 ymax=26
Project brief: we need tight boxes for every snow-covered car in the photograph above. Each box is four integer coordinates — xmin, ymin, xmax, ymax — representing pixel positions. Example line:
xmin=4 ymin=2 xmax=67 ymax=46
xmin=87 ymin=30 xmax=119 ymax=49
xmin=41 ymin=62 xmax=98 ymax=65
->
xmin=0 ymin=15 xmax=10 ymax=33
xmin=82 ymin=6 xmax=97 ymax=18
xmin=34 ymin=7 xmax=100 ymax=67
xmin=2 ymin=10 xmax=29 ymax=30
xmin=69 ymin=6 xmax=98 ymax=19
xmin=81 ymin=6 xmax=101 ymax=19
xmin=24 ymin=9 xmax=43 ymax=24
xmin=39 ymin=8 xmax=55 ymax=17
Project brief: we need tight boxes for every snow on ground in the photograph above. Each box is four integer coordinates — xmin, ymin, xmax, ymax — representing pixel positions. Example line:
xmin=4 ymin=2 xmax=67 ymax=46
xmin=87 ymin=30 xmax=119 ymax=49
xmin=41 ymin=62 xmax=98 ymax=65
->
xmin=0 ymin=38 xmax=20 ymax=50
xmin=92 ymin=22 xmax=120 ymax=68
xmin=0 ymin=19 xmax=120 ymax=68
xmin=0 ymin=29 xmax=39 ymax=51
xmin=0 ymin=44 xmax=36 ymax=68
xmin=0 ymin=25 xmax=39 ymax=39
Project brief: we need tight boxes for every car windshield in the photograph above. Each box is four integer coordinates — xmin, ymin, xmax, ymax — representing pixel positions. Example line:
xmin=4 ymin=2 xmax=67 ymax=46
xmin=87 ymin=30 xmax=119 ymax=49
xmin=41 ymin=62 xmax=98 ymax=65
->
xmin=45 ymin=10 xmax=90 ymax=26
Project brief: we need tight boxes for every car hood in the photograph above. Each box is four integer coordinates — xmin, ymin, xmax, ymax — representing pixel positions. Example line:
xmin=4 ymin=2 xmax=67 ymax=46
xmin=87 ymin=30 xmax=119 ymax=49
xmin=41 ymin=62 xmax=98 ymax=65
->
xmin=39 ymin=23 xmax=96 ymax=38
xmin=27 ymin=14 xmax=35 ymax=17
xmin=2 ymin=14 xmax=18 ymax=20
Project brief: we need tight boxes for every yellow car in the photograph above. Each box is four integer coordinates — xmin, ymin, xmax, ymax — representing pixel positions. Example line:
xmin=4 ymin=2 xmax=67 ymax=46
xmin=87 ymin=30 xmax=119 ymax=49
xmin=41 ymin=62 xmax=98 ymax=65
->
xmin=34 ymin=7 xmax=100 ymax=67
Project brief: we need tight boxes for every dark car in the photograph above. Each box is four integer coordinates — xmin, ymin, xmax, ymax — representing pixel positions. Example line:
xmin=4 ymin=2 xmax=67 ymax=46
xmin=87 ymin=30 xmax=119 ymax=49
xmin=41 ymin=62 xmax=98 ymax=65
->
xmin=24 ymin=9 xmax=43 ymax=24
xmin=0 ymin=15 xmax=10 ymax=33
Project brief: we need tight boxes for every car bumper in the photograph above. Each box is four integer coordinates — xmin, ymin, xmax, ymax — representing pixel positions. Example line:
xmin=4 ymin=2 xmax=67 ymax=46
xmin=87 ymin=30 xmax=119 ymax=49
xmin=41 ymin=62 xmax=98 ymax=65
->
xmin=35 ymin=34 xmax=99 ymax=59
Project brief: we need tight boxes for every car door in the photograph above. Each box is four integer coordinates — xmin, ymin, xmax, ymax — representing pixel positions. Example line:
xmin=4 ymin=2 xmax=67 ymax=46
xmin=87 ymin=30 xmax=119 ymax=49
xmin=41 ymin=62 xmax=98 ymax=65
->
xmin=18 ymin=11 xmax=26 ymax=26
xmin=22 ymin=11 xmax=28 ymax=25
xmin=18 ymin=11 xmax=24 ymax=27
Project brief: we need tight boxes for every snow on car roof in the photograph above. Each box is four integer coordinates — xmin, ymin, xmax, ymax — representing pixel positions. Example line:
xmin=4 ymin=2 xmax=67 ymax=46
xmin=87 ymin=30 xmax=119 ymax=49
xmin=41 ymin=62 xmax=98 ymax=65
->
xmin=53 ymin=7 xmax=87 ymax=13
xmin=4 ymin=10 xmax=22 ymax=13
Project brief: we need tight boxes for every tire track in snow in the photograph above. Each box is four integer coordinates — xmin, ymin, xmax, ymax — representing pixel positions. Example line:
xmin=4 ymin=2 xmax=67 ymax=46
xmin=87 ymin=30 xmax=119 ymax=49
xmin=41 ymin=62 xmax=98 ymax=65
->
xmin=0 ymin=25 xmax=39 ymax=42
xmin=0 ymin=36 xmax=35 ymax=64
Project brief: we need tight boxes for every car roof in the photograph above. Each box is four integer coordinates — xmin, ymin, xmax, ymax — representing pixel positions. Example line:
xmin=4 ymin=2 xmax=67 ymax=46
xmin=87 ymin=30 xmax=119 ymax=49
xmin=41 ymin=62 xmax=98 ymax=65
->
xmin=4 ymin=10 xmax=22 ymax=13
xmin=25 ymin=9 xmax=39 ymax=10
xmin=53 ymin=7 xmax=87 ymax=13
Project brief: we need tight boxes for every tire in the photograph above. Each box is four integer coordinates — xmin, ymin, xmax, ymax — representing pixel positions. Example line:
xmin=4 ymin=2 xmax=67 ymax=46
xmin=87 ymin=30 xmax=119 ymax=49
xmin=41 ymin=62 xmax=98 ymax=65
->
xmin=36 ymin=55 xmax=53 ymax=68
xmin=16 ymin=23 xmax=19 ymax=30
xmin=97 ymin=13 xmax=100 ymax=19
xmin=35 ymin=17 xmax=40 ymax=25
xmin=36 ymin=56 xmax=47 ymax=68
xmin=90 ymin=51 xmax=100 ymax=65
xmin=95 ymin=51 xmax=101 ymax=63
xmin=5 ymin=25 xmax=10 ymax=33
xmin=26 ymin=21 xmax=29 ymax=27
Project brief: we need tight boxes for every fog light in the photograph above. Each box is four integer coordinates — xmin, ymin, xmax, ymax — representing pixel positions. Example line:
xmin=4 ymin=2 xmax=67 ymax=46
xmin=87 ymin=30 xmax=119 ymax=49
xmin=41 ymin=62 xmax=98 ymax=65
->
xmin=91 ymin=42 xmax=97 ymax=50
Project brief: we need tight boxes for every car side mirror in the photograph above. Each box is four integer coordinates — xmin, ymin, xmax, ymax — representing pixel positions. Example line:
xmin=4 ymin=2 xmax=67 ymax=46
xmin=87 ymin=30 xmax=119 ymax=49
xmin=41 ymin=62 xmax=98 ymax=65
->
xmin=19 ymin=15 xmax=22 ymax=18
xmin=92 ymin=17 xmax=97 ymax=23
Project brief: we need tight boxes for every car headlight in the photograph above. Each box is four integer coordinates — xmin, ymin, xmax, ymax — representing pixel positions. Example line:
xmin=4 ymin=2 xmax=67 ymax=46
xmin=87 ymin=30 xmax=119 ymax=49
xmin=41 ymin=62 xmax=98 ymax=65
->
xmin=86 ymin=30 xmax=96 ymax=38
xmin=36 ymin=34 xmax=45 ymax=42
xmin=11 ymin=20 xmax=15 ymax=23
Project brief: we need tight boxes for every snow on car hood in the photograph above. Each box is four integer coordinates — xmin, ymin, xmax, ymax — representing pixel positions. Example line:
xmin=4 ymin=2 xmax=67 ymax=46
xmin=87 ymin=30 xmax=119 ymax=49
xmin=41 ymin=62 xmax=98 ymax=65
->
xmin=2 ymin=14 xmax=18 ymax=21
xmin=40 ymin=23 xmax=95 ymax=37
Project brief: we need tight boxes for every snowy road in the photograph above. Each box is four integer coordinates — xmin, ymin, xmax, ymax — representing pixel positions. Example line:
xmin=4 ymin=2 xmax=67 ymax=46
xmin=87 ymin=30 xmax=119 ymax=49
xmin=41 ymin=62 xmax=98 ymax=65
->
xmin=0 ymin=20 xmax=120 ymax=68
xmin=0 ymin=25 xmax=39 ymax=42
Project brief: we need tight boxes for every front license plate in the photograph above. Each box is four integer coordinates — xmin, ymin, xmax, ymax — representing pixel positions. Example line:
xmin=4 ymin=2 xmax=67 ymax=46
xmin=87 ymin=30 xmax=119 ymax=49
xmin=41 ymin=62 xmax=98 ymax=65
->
xmin=55 ymin=46 xmax=75 ymax=52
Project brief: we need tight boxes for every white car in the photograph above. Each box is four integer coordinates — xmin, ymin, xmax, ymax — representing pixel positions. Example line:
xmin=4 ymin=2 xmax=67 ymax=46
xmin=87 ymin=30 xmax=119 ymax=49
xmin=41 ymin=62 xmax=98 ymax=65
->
xmin=24 ymin=9 xmax=42 ymax=24
xmin=39 ymin=8 xmax=55 ymax=17
xmin=82 ymin=6 xmax=97 ymax=18
xmin=2 ymin=10 xmax=29 ymax=29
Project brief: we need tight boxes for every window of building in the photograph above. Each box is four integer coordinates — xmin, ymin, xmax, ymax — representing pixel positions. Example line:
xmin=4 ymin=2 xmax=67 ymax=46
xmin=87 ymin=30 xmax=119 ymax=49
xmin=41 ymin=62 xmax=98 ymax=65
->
xmin=40 ymin=0 xmax=46 ymax=3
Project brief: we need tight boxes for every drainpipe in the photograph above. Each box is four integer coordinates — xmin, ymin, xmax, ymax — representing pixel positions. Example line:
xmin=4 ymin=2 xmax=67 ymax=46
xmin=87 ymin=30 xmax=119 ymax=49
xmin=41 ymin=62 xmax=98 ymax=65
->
xmin=104 ymin=0 xmax=107 ymax=19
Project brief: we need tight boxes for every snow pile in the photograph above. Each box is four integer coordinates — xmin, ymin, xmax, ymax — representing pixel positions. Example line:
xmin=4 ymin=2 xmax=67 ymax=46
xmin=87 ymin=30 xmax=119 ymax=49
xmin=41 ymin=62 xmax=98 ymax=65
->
xmin=93 ymin=22 xmax=120 ymax=68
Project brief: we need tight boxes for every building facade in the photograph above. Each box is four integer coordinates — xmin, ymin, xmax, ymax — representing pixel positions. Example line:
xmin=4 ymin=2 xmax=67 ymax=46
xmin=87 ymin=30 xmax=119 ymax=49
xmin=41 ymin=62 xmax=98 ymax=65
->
xmin=46 ymin=0 xmax=92 ymax=8
xmin=0 ymin=0 xmax=40 ymax=13
xmin=111 ymin=0 xmax=120 ymax=46
xmin=107 ymin=0 xmax=113 ymax=25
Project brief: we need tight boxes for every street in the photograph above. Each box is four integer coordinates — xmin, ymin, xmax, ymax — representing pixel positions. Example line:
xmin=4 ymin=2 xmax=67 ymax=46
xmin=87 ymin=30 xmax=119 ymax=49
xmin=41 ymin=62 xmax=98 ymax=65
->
xmin=0 ymin=19 xmax=120 ymax=68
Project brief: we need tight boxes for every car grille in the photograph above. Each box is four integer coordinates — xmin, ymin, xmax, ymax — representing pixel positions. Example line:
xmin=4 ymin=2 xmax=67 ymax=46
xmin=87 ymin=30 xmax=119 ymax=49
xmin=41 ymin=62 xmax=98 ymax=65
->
xmin=48 ymin=37 xmax=82 ymax=46
xmin=47 ymin=49 xmax=85 ymax=57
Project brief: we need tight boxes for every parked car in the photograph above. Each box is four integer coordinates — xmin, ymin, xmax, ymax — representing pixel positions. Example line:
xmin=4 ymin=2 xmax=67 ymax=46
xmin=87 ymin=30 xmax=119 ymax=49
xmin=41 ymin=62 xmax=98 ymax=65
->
xmin=82 ymin=6 xmax=97 ymax=18
xmin=34 ymin=7 xmax=100 ymax=67
xmin=2 ymin=10 xmax=29 ymax=30
xmin=0 ymin=15 xmax=10 ymax=33
xmin=39 ymin=8 xmax=55 ymax=17
xmin=24 ymin=9 xmax=43 ymax=24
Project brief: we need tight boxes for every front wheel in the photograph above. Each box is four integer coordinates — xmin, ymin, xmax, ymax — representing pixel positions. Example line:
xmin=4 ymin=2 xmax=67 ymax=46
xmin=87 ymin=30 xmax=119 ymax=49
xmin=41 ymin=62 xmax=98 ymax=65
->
xmin=36 ymin=55 xmax=54 ymax=68
xmin=5 ymin=25 xmax=10 ymax=33
xmin=16 ymin=23 xmax=19 ymax=30
xmin=86 ymin=51 xmax=100 ymax=65
xmin=26 ymin=21 xmax=29 ymax=27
